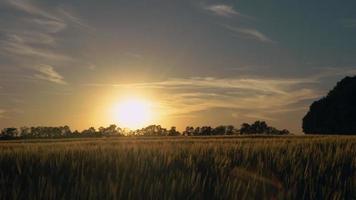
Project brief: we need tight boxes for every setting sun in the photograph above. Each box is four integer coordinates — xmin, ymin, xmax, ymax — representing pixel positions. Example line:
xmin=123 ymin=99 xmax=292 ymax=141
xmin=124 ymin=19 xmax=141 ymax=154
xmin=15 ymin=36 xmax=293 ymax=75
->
xmin=112 ymin=98 xmax=153 ymax=129
xmin=1 ymin=1 xmax=356 ymax=199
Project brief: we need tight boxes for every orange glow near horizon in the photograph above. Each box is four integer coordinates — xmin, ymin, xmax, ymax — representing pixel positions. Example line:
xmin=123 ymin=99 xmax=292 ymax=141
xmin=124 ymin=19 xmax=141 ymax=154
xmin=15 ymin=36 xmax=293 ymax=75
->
xmin=111 ymin=97 xmax=155 ymax=129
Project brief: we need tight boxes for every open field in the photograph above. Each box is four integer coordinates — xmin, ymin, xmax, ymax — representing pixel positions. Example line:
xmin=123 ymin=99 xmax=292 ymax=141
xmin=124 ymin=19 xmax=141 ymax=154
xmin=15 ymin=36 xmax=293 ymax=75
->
xmin=0 ymin=136 xmax=355 ymax=200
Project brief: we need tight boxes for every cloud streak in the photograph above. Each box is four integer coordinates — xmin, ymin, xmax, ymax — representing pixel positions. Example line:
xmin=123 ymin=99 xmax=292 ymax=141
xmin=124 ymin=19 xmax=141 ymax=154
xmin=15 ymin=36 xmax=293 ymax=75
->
xmin=224 ymin=25 xmax=274 ymax=43
xmin=57 ymin=7 xmax=93 ymax=30
xmin=203 ymin=5 xmax=271 ymax=44
xmin=0 ymin=0 xmax=91 ymax=86
xmin=5 ymin=0 xmax=61 ymax=21
xmin=33 ymin=65 xmax=67 ymax=84
xmin=204 ymin=4 xmax=241 ymax=17
xmin=27 ymin=18 xmax=67 ymax=33
xmin=84 ymin=75 xmax=322 ymax=120
xmin=1 ymin=34 xmax=71 ymax=61
xmin=84 ymin=66 xmax=356 ymax=123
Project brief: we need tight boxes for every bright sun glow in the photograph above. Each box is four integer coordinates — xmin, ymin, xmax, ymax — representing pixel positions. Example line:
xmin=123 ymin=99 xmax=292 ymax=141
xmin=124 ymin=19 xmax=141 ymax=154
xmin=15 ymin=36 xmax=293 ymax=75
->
xmin=112 ymin=98 xmax=153 ymax=129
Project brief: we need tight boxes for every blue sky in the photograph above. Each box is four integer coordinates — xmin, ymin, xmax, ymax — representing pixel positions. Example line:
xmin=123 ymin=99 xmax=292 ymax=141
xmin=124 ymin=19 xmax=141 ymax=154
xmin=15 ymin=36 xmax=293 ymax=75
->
xmin=1 ymin=0 xmax=356 ymax=133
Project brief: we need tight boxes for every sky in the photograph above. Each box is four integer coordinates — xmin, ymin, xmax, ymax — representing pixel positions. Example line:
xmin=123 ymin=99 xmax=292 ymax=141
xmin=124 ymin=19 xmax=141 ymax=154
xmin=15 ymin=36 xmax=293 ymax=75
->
xmin=1 ymin=0 xmax=356 ymax=133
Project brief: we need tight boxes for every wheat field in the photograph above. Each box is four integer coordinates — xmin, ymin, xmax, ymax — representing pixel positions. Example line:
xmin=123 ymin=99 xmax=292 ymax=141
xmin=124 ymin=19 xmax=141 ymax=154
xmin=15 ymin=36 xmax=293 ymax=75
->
xmin=0 ymin=136 xmax=355 ymax=200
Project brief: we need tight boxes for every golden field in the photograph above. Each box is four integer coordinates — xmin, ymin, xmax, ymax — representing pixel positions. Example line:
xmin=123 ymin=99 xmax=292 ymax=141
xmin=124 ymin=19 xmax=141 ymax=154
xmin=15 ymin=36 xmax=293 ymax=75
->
xmin=0 ymin=136 xmax=355 ymax=200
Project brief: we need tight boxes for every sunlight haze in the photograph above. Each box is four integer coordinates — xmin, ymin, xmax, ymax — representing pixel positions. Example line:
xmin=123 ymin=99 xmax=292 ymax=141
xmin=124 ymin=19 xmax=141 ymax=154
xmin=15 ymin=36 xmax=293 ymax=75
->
xmin=1 ymin=0 xmax=356 ymax=133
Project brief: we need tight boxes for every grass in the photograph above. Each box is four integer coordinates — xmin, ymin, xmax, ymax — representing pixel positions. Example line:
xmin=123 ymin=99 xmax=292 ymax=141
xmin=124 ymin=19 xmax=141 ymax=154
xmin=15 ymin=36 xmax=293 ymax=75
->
xmin=0 ymin=135 xmax=355 ymax=200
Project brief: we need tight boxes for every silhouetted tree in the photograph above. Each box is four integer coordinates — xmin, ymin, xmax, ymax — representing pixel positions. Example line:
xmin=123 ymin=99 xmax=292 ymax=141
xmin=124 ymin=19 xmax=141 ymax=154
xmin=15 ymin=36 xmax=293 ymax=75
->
xmin=134 ymin=125 xmax=171 ymax=136
xmin=240 ymin=123 xmax=251 ymax=134
xmin=0 ymin=128 xmax=18 ymax=139
xmin=226 ymin=125 xmax=235 ymax=135
xmin=106 ymin=124 xmax=118 ymax=135
xmin=81 ymin=127 xmax=97 ymax=136
xmin=213 ymin=126 xmax=226 ymax=135
xmin=183 ymin=126 xmax=194 ymax=136
xmin=200 ymin=126 xmax=213 ymax=135
xmin=98 ymin=127 xmax=106 ymax=136
xmin=62 ymin=125 xmax=72 ymax=137
xmin=239 ymin=121 xmax=289 ymax=135
xmin=116 ymin=127 xmax=124 ymax=136
xmin=72 ymin=130 xmax=80 ymax=136
xmin=19 ymin=126 xmax=31 ymax=138
xmin=303 ymin=76 xmax=356 ymax=134
xmin=168 ymin=126 xmax=180 ymax=136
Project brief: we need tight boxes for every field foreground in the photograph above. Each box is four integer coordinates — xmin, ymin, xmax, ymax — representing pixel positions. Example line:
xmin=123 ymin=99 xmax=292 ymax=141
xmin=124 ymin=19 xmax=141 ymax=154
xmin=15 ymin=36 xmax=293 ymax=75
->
xmin=0 ymin=136 xmax=355 ymax=200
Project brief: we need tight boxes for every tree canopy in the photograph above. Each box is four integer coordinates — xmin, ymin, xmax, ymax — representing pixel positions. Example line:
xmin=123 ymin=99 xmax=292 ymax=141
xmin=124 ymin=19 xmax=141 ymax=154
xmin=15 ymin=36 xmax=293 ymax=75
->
xmin=303 ymin=76 xmax=356 ymax=134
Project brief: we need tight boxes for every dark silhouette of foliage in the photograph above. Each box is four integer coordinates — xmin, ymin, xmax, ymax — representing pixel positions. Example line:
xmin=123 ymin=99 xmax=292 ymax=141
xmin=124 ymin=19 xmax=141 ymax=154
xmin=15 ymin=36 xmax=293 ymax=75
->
xmin=0 ymin=121 xmax=290 ymax=140
xmin=81 ymin=127 xmax=98 ymax=137
xmin=182 ymin=125 xmax=237 ymax=136
xmin=303 ymin=76 xmax=356 ymax=134
xmin=183 ymin=126 xmax=194 ymax=136
xmin=181 ymin=123 xmax=287 ymax=136
xmin=135 ymin=125 xmax=168 ymax=136
xmin=0 ymin=128 xmax=19 ymax=139
xmin=97 ymin=124 xmax=123 ymax=136
xmin=0 ymin=124 xmax=123 ymax=140
xmin=168 ymin=126 xmax=180 ymax=136
xmin=240 ymin=121 xmax=289 ymax=135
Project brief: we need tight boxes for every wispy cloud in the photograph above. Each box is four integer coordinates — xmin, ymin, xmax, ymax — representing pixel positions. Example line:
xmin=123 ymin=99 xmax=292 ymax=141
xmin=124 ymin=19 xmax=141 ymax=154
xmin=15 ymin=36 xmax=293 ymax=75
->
xmin=0 ymin=0 xmax=69 ymax=63
xmin=5 ymin=0 xmax=61 ymax=21
xmin=6 ymin=0 xmax=90 ymax=32
xmin=84 ymin=67 xmax=356 ymax=122
xmin=0 ymin=0 xmax=92 ymax=86
xmin=26 ymin=18 xmax=67 ymax=33
xmin=203 ymin=4 xmax=271 ymax=44
xmin=87 ymin=76 xmax=314 ymax=93
xmin=204 ymin=4 xmax=241 ymax=17
xmin=224 ymin=25 xmax=274 ymax=43
xmin=5 ymin=32 xmax=57 ymax=46
xmin=33 ymin=65 xmax=67 ymax=84
xmin=57 ymin=7 xmax=93 ymax=30
xmin=0 ymin=34 xmax=71 ymax=61
xmin=84 ymin=75 xmax=321 ymax=120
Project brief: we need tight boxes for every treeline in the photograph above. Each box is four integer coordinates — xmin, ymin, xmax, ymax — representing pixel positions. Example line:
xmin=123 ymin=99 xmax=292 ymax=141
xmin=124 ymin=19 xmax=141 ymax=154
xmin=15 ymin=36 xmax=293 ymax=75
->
xmin=183 ymin=121 xmax=289 ymax=136
xmin=240 ymin=121 xmax=290 ymax=135
xmin=0 ymin=125 xmax=124 ymax=140
xmin=0 ymin=121 xmax=289 ymax=140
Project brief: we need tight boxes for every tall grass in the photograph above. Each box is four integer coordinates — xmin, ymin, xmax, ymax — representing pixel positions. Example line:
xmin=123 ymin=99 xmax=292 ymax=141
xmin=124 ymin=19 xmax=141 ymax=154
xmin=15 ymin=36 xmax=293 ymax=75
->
xmin=0 ymin=136 xmax=355 ymax=199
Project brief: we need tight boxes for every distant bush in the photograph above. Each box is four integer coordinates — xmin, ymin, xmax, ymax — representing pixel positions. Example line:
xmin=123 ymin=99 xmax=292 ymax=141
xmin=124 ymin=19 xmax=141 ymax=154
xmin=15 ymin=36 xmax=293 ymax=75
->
xmin=0 ymin=128 xmax=19 ymax=139
xmin=182 ymin=122 xmax=289 ymax=136
xmin=134 ymin=125 xmax=180 ymax=136
xmin=239 ymin=121 xmax=290 ymax=135
xmin=182 ymin=125 xmax=237 ymax=136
